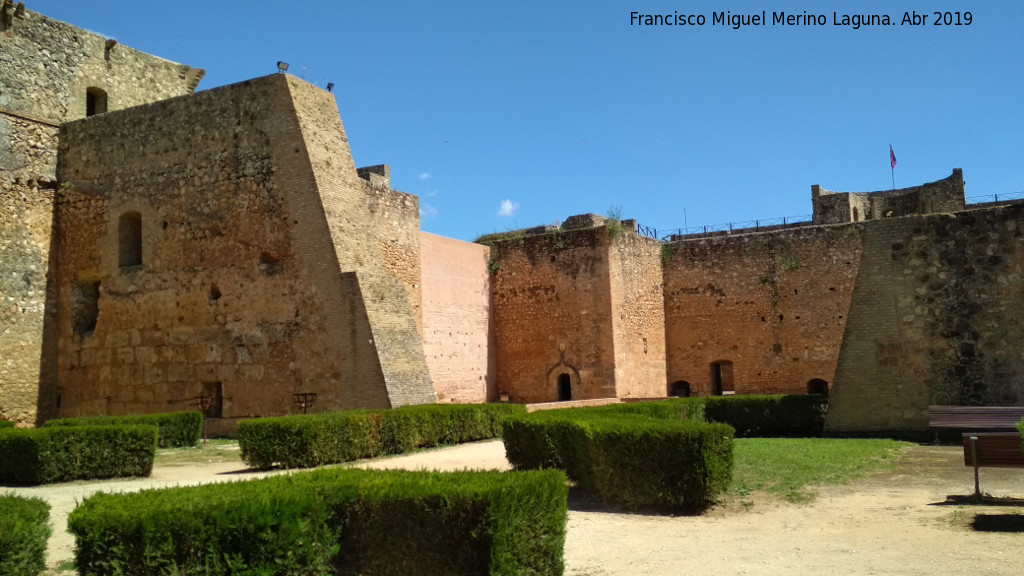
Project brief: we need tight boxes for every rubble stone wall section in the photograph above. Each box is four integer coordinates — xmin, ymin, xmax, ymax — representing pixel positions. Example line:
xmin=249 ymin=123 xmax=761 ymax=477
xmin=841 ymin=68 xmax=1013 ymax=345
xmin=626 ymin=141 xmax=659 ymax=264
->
xmin=663 ymin=224 xmax=863 ymax=397
xmin=1 ymin=7 xmax=202 ymax=127
xmin=608 ymin=232 xmax=667 ymax=398
xmin=53 ymin=75 xmax=377 ymax=422
xmin=490 ymin=227 xmax=617 ymax=403
xmin=827 ymin=204 xmax=1024 ymax=432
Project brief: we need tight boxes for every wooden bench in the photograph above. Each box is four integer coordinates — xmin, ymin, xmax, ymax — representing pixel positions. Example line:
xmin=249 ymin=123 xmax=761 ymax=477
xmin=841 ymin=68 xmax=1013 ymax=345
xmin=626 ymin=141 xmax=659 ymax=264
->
xmin=962 ymin=432 xmax=1024 ymax=496
xmin=929 ymin=405 xmax=1024 ymax=430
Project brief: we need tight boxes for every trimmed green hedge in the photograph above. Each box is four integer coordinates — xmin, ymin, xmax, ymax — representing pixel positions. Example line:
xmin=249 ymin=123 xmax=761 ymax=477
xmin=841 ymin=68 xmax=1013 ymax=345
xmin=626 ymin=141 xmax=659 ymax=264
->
xmin=702 ymin=395 xmax=827 ymax=437
xmin=0 ymin=420 xmax=14 ymax=430
xmin=0 ymin=425 xmax=157 ymax=486
xmin=504 ymin=411 xmax=734 ymax=512
xmin=69 ymin=467 xmax=567 ymax=576
xmin=613 ymin=395 xmax=827 ymax=437
xmin=0 ymin=494 xmax=51 ymax=576
xmin=239 ymin=403 xmax=526 ymax=469
xmin=44 ymin=411 xmax=202 ymax=448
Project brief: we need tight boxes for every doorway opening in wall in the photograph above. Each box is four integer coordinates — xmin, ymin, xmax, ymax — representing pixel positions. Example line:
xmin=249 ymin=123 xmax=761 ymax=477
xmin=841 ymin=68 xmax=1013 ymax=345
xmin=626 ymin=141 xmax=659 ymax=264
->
xmin=710 ymin=361 xmax=734 ymax=396
xmin=557 ymin=373 xmax=572 ymax=401
xmin=201 ymin=382 xmax=223 ymax=419
xmin=807 ymin=378 xmax=829 ymax=396
xmin=86 ymin=87 xmax=107 ymax=116
xmin=118 ymin=211 xmax=143 ymax=268
xmin=670 ymin=381 xmax=691 ymax=397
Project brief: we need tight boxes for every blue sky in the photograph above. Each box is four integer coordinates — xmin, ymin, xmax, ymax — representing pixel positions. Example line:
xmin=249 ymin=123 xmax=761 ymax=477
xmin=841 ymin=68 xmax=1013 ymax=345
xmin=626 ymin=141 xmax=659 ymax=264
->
xmin=29 ymin=1 xmax=1024 ymax=241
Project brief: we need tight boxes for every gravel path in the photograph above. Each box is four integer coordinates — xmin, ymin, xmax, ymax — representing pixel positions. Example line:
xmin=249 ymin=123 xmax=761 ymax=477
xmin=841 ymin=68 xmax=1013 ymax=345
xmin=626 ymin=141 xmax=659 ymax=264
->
xmin=5 ymin=440 xmax=1023 ymax=575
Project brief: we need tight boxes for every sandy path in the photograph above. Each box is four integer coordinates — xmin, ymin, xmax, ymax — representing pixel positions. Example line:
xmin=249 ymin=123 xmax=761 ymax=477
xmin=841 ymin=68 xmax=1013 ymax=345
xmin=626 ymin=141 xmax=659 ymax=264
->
xmin=5 ymin=441 xmax=1023 ymax=575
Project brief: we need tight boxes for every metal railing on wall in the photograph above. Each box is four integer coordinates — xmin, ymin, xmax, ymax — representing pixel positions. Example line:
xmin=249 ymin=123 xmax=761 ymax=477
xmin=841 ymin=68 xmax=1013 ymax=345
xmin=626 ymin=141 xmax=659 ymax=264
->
xmin=636 ymin=214 xmax=813 ymax=242
xmin=966 ymin=191 xmax=1024 ymax=205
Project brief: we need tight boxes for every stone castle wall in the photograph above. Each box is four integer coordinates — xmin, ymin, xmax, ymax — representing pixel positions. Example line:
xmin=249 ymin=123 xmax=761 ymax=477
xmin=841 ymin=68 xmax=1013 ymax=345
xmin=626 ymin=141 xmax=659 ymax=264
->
xmin=826 ymin=203 xmax=1024 ymax=432
xmin=420 ymin=232 xmax=494 ymax=403
xmin=490 ymin=227 xmax=615 ymax=403
xmin=53 ymin=74 xmax=432 ymax=429
xmin=663 ymin=224 xmax=863 ymax=396
xmin=0 ymin=5 xmax=202 ymax=424
xmin=812 ymin=169 xmax=965 ymax=224
xmin=608 ymin=231 xmax=666 ymax=398
xmin=489 ymin=223 xmax=666 ymax=403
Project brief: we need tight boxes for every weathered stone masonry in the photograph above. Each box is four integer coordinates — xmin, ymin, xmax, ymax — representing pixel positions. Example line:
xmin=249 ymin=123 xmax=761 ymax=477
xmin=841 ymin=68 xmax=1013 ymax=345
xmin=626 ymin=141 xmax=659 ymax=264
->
xmin=1 ymin=3 xmax=202 ymax=425
xmin=4 ymin=5 xmax=1024 ymax=435
xmin=54 ymin=74 xmax=435 ymax=430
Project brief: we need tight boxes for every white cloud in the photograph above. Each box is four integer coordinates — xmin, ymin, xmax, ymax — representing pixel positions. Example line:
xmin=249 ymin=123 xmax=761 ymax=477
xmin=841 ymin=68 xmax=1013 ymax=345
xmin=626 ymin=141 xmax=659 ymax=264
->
xmin=420 ymin=203 xmax=438 ymax=221
xmin=419 ymin=172 xmax=431 ymax=180
xmin=498 ymin=199 xmax=519 ymax=217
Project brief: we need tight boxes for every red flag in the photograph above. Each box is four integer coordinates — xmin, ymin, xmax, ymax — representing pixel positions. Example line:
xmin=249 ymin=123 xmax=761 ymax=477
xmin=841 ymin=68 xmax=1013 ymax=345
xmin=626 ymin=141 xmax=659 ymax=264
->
xmin=890 ymin=145 xmax=897 ymax=169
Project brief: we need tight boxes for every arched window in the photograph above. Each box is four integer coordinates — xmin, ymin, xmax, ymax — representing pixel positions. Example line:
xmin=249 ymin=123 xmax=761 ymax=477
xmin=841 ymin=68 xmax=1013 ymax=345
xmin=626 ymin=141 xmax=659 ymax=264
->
xmin=86 ymin=87 xmax=108 ymax=116
xmin=118 ymin=211 xmax=142 ymax=268
xmin=557 ymin=373 xmax=572 ymax=401
xmin=670 ymin=381 xmax=691 ymax=398
xmin=807 ymin=378 xmax=829 ymax=396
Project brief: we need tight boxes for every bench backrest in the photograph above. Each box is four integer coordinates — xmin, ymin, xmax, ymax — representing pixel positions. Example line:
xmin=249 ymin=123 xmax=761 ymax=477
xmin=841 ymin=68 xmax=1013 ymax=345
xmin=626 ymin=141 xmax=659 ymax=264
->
xmin=962 ymin=432 xmax=1024 ymax=468
xmin=929 ymin=406 xmax=1024 ymax=429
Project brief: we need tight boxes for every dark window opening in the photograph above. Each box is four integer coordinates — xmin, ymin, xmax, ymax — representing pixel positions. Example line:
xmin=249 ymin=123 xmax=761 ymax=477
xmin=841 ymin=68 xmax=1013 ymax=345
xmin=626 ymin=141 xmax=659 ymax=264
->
xmin=202 ymin=382 xmax=223 ymax=419
xmin=209 ymin=283 xmax=221 ymax=303
xmin=119 ymin=211 xmax=143 ymax=268
xmin=807 ymin=378 xmax=829 ymax=396
xmin=852 ymin=207 xmax=859 ymax=221
xmin=670 ymin=381 xmax=691 ymax=398
xmin=710 ymin=361 xmax=734 ymax=396
xmin=557 ymin=373 xmax=572 ymax=401
xmin=86 ymin=87 xmax=107 ymax=116
xmin=72 ymin=280 xmax=100 ymax=335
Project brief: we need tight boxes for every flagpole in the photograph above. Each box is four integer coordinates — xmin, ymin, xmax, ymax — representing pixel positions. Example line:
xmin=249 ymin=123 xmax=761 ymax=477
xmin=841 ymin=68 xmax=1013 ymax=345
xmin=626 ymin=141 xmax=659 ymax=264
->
xmin=889 ymin=144 xmax=896 ymax=190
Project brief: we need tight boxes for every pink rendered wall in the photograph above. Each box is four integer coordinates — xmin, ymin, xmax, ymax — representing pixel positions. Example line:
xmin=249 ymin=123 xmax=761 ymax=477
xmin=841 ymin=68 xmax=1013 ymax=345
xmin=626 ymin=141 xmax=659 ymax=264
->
xmin=419 ymin=232 xmax=495 ymax=403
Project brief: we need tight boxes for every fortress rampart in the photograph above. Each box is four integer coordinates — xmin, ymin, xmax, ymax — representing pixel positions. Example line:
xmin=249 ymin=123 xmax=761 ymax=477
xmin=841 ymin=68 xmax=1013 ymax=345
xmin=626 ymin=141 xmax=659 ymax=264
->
xmin=2 ymin=4 xmax=1022 ymax=434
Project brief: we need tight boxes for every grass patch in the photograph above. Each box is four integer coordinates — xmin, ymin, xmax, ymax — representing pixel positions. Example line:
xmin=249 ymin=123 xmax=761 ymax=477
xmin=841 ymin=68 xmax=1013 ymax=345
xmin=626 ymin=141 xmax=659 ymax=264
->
xmin=730 ymin=438 xmax=911 ymax=503
xmin=153 ymin=439 xmax=241 ymax=467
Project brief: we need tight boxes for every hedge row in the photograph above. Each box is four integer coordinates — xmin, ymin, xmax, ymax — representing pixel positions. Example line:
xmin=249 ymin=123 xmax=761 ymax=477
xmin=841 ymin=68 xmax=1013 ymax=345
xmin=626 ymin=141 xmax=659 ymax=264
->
xmin=0 ymin=425 xmax=157 ymax=486
xmin=239 ymin=403 xmax=526 ymax=469
xmin=0 ymin=494 xmax=50 ymax=576
xmin=503 ymin=411 xmax=734 ymax=512
xmin=44 ymin=411 xmax=202 ymax=448
xmin=0 ymin=420 xmax=13 ymax=430
xmin=69 ymin=467 xmax=567 ymax=576
xmin=612 ymin=395 xmax=827 ymax=437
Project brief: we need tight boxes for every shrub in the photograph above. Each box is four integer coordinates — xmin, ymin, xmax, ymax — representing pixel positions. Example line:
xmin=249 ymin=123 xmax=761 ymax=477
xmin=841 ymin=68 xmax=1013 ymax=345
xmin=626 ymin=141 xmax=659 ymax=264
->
xmin=0 ymin=425 xmax=157 ymax=486
xmin=0 ymin=420 xmax=14 ymax=430
xmin=504 ymin=411 xmax=733 ymax=512
xmin=239 ymin=403 xmax=525 ymax=469
xmin=1018 ymin=418 xmax=1023 ymax=456
xmin=702 ymin=395 xmax=827 ymax=437
xmin=614 ymin=395 xmax=826 ymax=437
xmin=0 ymin=493 xmax=50 ymax=576
xmin=44 ymin=411 xmax=202 ymax=448
xmin=69 ymin=467 xmax=567 ymax=576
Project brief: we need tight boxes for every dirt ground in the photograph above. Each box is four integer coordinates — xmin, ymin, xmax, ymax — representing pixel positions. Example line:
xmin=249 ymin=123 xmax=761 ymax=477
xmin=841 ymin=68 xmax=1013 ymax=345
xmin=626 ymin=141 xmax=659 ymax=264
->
xmin=6 ymin=440 xmax=1024 ymax=575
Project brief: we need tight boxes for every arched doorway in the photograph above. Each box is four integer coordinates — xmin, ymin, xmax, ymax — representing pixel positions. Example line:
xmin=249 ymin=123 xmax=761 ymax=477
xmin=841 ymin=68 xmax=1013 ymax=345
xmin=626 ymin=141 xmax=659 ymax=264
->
xmin=557 ymin=373 xmax=572 ymax=401
xmin=807 ymin=378 xmax=829 ymax=396
xmin=669 ymin=381 xmax=691 ymax=398
xmin=710 ymin=361 xmax=734 ymax=396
